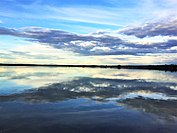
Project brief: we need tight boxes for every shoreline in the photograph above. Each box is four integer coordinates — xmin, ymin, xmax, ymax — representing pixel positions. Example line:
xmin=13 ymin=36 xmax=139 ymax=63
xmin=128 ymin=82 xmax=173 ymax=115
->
xmin=0 ymin=64 xmax=177 ymax=72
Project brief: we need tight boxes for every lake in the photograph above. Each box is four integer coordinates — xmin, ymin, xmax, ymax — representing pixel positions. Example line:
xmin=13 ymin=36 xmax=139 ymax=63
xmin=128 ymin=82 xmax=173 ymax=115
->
xmin=0 ymin=66 xmax=177 ymax=133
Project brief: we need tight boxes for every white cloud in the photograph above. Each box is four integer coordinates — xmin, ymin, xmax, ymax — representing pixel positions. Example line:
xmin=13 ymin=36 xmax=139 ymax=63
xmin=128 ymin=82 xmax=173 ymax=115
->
xmin=120 ymin=35 xmax=177 ymax=45
xmin=70 ymin=41 xmax=97 ymax=47
xmin=90 ymin=47 xmax=112 ymax=52
xmin=168 ymin=46 xmax=177 ymax=51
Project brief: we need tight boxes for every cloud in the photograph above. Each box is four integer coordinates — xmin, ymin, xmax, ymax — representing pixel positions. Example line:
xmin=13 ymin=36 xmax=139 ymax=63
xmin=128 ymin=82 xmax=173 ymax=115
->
xmin=119 ymin=17 xmax=177 ymax=38
xmin=0 ymin=2 xmax=123 ymax=27
xmin=90 ymin=46 xmax=111 ymax=52
xmin=0 ymin=27 xmax=18 ymax=35
xmin=0 ymin=26 xmax=177 ymax=57
xmin=2 ymin=0 xmax=177 ymax=31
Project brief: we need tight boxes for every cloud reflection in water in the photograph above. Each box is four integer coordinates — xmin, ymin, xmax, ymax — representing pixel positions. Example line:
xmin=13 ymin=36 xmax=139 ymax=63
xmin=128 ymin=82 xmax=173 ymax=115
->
xmin=0 ymin=67 xmax=177 ymax=133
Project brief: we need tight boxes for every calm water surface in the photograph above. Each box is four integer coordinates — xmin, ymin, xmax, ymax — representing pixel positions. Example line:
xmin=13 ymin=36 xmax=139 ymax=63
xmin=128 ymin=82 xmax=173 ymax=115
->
xmin=0 ymin=67 xmax=177 ymax=133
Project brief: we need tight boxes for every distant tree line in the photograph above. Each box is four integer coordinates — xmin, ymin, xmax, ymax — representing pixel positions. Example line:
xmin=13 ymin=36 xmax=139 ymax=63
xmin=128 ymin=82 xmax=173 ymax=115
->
xmin=0 ymin=63 xmax=176 ymax=72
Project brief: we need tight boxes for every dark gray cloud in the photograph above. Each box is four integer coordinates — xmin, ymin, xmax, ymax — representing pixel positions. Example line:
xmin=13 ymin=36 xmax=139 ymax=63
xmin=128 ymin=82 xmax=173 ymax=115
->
xmin=0 ymin=27 xmax=18 ymax=35
xmin=0 ymin=26 xmax=177 ymax=55
xmin=119 ymin=18 xmax=177 ymax=38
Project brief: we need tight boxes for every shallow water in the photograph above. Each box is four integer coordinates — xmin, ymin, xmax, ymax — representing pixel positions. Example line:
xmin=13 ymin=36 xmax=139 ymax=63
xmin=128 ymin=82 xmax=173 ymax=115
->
xmin=0 ymin=67 xmax=177 ymax=133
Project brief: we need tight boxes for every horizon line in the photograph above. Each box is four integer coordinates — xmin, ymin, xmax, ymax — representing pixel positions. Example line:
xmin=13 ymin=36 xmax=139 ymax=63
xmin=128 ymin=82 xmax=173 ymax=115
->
xmin=0 ymin=63 xmax=177 ymax=72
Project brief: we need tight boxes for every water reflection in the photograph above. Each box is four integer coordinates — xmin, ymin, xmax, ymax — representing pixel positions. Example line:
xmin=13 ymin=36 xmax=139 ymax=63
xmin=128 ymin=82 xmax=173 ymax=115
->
xmin=0 ymin=67 xmax=177 ymax=133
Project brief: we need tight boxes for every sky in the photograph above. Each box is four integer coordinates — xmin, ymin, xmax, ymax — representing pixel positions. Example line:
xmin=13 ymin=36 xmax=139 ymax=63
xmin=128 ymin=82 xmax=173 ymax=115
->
xmin=0 ymin=0 xmax=177 ymax=65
